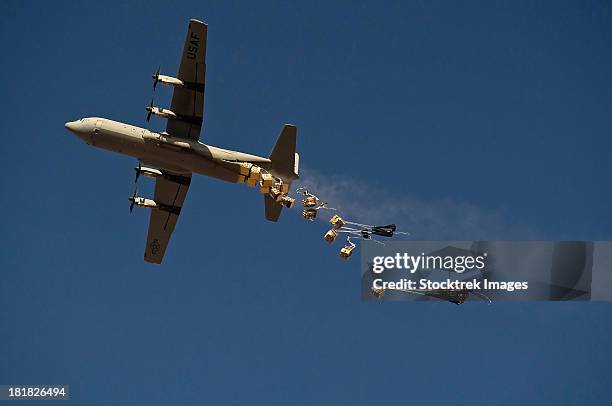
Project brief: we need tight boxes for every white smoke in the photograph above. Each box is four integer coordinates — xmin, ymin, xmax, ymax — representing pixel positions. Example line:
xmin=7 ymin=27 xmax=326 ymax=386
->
xmin=294 ymin=168 xmax=539 ymax=240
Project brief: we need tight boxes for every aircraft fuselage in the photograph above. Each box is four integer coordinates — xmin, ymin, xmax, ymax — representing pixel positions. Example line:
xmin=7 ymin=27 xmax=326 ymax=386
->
xmin=65 ymin=117 xmax=271 ymax=182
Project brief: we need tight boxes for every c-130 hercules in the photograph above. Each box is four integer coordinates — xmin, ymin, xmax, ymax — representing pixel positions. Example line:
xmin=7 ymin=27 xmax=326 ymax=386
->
xmin=65 ymin=20 xmax=299 ymax=264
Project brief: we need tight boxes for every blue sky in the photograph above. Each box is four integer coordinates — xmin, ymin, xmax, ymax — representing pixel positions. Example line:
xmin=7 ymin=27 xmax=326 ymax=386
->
xmin=1 ymin=1 xmax=611 ymax=404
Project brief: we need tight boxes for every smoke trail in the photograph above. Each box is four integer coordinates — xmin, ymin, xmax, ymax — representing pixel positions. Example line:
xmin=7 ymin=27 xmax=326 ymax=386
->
xmin=294 ymin=168 xmax=539 ymax=240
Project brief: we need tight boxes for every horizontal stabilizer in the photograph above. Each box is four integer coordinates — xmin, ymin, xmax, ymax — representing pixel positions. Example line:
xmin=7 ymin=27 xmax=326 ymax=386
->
xmin=264 ymin=194 xmax=283 ymax=222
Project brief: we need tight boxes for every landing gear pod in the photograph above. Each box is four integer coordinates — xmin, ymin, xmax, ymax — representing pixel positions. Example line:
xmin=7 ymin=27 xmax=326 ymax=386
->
xmin=371 ymin=287 xmax=385 ymax=298
xmin=329 ymin=214 xmax=345 ymax=228
xmin=324 ymin=228 xmax=338 ymax=243
xmin=303 ymin=208 xmax=317 ymax=220
xmin=339 ymin=244 xmax=355 ymax=259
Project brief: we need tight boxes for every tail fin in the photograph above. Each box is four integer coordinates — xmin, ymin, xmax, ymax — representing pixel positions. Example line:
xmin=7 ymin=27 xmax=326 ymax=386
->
xmin=269 ymin=124 xmax=299 ymax=180
xmin=264 ymin=124 xmax=299 ymax=222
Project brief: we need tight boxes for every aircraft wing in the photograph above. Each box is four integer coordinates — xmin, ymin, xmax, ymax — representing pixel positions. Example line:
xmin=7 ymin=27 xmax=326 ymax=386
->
xmin=144 ymin=174 xmax=192 ymax=264
xmin=166 ymin=19 xmax=207 ymax=141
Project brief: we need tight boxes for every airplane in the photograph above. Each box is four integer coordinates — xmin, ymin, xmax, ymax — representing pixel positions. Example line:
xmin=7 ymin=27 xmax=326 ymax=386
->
xmin=65 ymin=19 xmax=299 ymax=264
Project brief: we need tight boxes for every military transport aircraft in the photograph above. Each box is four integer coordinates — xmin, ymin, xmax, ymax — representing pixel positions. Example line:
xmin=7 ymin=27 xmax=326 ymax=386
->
xmin=65 ymin=19 xmax=299 ymax=264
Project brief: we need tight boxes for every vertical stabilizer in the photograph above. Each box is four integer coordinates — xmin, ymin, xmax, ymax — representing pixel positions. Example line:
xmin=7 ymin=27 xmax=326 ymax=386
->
xmin=264 ymin=124 xmax=298 ymax=222
xmin=269 ymin=124 xmax=298 ymax=180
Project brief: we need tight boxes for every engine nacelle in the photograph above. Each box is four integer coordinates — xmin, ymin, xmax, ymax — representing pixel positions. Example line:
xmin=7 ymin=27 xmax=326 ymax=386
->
xmin=138 ymin=166 xmax=163 ymax=179
xmin=156 ymin=74 xmax=184 ymax=87
xmin=135 ymin=165 xmax=191 ymax=186
xmin=131 ymin=196 xmax=158 ymax=209
xmin=130 ymin=196 xmax=181 ymax=215
xmin=145 ymin=104 xmax=203 ymax=126
xmin=146 ymin=106 xmax=178 ymax=120
xmin=154 ymin=73 xmax=204 ymax=92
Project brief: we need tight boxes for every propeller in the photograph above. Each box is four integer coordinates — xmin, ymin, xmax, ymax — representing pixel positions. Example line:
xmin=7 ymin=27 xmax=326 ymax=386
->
xmin=145 ymin=97 xmax=154 ymax=122
xmin=129 ymin=186 xmax=138 ymax=213
xmin=133 ymin=161 xmax=142 ymax=183
xmin=152 ymin=66 xmax=161 ymax=90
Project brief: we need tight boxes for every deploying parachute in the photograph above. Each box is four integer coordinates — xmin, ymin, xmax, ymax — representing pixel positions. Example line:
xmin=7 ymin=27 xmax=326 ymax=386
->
xmin=326 ymin=214 xmax=402 ymax=240
xmin=240 ymin=178 xmax=408 ymax=260
xmin=322 ymin=214 xmax=408 ymax=259
xmin=293 ymin=188 xmax=409 ymax=259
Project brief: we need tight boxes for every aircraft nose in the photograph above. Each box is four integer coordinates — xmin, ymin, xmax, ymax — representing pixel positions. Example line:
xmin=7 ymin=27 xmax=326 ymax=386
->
xmin=64 ymin=119 xmax=93 ymax=144
xmin=65 ymin=121 xmax=77 ymax=132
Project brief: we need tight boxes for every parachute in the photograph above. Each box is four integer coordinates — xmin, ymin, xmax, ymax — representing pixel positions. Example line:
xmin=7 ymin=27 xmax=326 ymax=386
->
xmin=295 ymin=189 xmax=409 ymax=260
xmin=239 ymin=175 xmax=408 ymax=260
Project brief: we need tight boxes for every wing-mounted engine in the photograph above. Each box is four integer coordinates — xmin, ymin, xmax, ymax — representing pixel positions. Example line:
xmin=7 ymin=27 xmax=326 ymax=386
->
xmin=152 ymin=66 xmax=205 ymax=92
xmin=130 ymin=164 xmax=189 ymax=214
xmin=145 ymin=98 xmax=203 ymax=126
xmin=145 ymin=98 xmax=177 ymax=122
xmin=129 ymin=194 xmax=181 ymax=215
xmin=133 ymin=162 xmax=191 ymax=186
